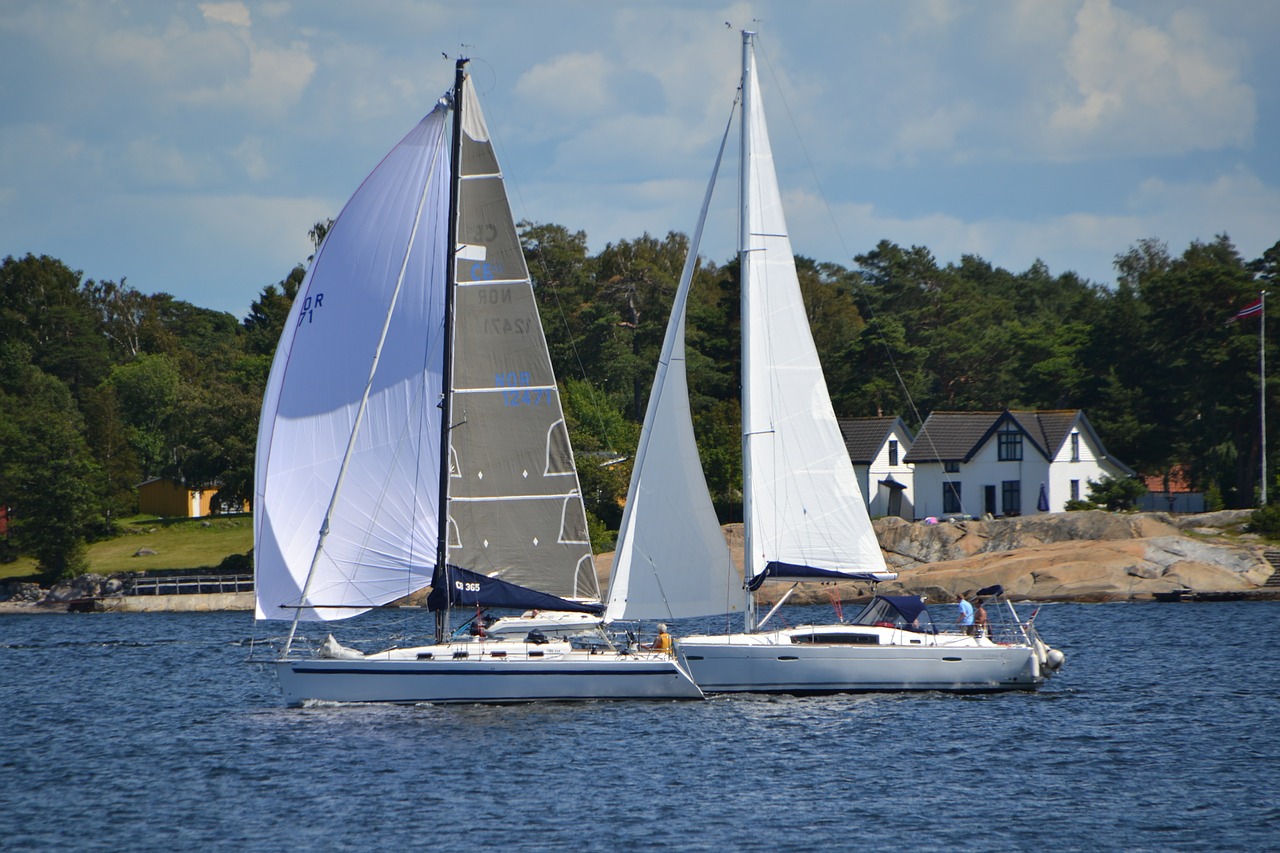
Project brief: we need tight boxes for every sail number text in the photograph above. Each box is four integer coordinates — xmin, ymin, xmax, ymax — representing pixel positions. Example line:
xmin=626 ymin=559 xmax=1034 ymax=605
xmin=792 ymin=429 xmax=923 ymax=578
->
xmin=495 ymin=370 xmax=549 ymax=407
xmin=296 ymin=292 xmax=324 ymax=326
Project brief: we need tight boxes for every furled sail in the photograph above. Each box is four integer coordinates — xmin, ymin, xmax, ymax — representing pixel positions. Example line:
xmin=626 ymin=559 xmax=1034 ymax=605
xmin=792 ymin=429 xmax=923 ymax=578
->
xmin=739 ymin=41 xmax=893 ymax=588
xmin=254 ymin=104 xmax=451 ymax=621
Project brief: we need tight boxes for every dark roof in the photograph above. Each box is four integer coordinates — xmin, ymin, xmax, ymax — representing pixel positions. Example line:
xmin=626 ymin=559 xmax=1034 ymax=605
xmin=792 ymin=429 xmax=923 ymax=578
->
xmin=904 ymin=409 xmax=1134 ymax=474
xmin=903 ymin=412 xmax=1001 ymax=462
xmin=837 ymin=416 xmax=911 ymax=463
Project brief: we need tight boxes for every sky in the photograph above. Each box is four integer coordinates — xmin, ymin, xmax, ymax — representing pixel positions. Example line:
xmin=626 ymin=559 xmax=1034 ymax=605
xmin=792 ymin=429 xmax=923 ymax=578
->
xmin=2 ymin=0 xmax=1277 ymax=317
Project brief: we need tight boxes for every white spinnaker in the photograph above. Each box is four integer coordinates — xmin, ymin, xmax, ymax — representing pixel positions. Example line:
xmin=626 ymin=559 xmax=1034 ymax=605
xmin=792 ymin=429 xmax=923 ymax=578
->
xmin=740 ymin=43 xmax=887 ymax=584
xmin=604 ymin=112 xmax=740 ymax=623
xmin=254 ymin=105 xmax=451 ymax=621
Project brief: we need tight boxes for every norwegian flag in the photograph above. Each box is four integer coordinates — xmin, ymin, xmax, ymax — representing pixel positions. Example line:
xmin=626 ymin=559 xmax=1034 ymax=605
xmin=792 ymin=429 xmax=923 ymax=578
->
xmin=1229 ymin=298 xmax=1263 ymax=322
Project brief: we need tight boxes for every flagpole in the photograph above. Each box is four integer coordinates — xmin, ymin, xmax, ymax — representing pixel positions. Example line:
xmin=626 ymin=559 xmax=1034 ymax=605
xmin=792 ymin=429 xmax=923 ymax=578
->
xmin=1262 ymin=290 xmax=1268 ymax=506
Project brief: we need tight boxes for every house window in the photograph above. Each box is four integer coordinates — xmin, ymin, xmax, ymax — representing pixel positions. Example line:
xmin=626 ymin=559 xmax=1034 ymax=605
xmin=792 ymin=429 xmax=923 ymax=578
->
xmin=1002 ymin=480 xmax=1021 ymax=514
xmin=1071 ymin=432 xmax=1080 ymax=462
xmin=943 ymin=482 xmax=962 ymax=514
xmin=1070 ymin=479 xmax=1080 ymax=501
xmin=888 ymin=440 xmax=899 ymax=467
xmin=998 ymin=430 xmax=1022 ymax=461
xmin=944 ymin=460 xmax=960 ymax=473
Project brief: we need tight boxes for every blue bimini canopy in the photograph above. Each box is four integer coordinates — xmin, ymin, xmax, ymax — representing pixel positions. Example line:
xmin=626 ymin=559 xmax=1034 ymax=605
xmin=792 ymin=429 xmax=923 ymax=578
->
xmin=427 ymin=565 xmax=603 ymax=614
xmin=878 ymin=595 xmax=929 ymax=624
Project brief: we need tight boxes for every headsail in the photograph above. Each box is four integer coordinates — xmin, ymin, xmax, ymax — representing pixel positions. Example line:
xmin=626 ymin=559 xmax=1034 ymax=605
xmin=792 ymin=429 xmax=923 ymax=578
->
xmin=738 ymin=34 xmax=893 ymax=589
xmin=604 ymin=111 xmax=741 ymax=623
xmin=254 ymin=105 xmax=451 ymax=621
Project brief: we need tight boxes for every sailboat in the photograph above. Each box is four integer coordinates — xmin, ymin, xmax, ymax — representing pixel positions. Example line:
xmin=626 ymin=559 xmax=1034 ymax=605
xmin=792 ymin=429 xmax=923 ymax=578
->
xmin=253 ymin=58 xmax=702 ymax=705
xmin=610 ymin=31 xmax=1064 ymax=693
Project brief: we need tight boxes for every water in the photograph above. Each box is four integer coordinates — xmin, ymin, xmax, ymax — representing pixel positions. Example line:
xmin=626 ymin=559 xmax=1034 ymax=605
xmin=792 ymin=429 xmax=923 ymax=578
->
xmin=2 ymin=602 xmax=1277 ymax=851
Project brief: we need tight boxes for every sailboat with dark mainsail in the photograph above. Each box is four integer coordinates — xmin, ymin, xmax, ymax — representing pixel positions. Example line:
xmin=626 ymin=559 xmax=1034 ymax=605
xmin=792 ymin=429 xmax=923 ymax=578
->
xmin=609 ymin=31 xmax=1064 ymax=693
xmin=253 ymin=59 xmax=702 ymax=705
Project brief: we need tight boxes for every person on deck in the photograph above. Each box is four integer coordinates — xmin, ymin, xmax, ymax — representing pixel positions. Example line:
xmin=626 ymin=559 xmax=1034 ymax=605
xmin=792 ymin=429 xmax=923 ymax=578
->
xmin=648 ymin=623 xmax=673 ymax=654
xmin=974 ymin=597 xmax=990 ymax=640
xmin=955 ymin=592 xmax=975 ymax=636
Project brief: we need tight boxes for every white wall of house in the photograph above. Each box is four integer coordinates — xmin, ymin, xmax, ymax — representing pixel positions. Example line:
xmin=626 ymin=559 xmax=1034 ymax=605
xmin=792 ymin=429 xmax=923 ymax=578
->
xmin=913 ymin=420 xmax=1130 ymax=518
xmin=865 ymin=423 xmax=915 ymax=518
xmin=913 ymin=433 xmax=1051 ymax=518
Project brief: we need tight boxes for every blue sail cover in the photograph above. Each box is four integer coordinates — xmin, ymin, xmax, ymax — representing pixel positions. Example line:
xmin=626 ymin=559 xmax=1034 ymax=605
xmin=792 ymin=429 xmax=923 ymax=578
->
xmin=747 ymin=561 xmax=892 ymax=591
xmin=878 ymin=595 xmax=929 ymax=624
xmin=427 ymin=565 xmax=603 ymax=614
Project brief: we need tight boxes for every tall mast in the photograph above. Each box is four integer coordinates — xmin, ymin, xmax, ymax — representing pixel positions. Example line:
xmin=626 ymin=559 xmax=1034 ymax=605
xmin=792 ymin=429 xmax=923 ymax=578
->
xmin=434 ymin=57 xmax=467 ymax=643
xmin=739 ymin=29 xmax=757 ymax=631
xmin=1263 ymin=290 xmax=1269 ymax=506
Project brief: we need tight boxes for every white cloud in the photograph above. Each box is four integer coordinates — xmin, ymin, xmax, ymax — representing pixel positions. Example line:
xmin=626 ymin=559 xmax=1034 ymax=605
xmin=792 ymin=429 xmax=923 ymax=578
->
xmin=1046 ymin=0 xmax=1254 ymax=157
xmin=516 ymin=52 xmax=616 ymax=115
xmin=199 ymin=2 xmax=250 ymax=29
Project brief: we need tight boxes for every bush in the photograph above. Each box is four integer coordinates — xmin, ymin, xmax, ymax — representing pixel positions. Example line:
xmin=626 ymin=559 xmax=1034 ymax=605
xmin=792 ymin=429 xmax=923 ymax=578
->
xmin=1249 ymin=504 xmax=1280 ymax=536
xmin=1086 ymin=474 xmax=1147 ymax=511
xmin=1064 ymin=499 xmax=1095 ymax=512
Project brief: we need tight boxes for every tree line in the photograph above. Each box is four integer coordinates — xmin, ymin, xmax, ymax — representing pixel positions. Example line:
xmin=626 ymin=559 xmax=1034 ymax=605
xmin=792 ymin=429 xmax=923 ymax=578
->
xmin=2 ymin=224 xmax=1276 ymax=578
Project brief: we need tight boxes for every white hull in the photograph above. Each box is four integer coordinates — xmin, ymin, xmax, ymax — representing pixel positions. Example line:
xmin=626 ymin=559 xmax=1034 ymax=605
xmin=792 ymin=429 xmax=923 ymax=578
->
xmin=273 ymin=639 xmax=703 ymax=705
xmin=678 ymin=625 xmax=1045 ymax=693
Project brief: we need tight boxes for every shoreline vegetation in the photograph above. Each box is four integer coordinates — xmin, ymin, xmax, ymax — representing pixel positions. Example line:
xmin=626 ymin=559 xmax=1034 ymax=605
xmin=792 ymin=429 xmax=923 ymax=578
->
xmin=2 ymin=509 xmax=1276 ymax=614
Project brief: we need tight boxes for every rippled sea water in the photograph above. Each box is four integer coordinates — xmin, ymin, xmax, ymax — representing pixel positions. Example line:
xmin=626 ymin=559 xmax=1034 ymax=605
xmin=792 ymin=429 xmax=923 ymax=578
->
xmin=2 ymin=602 xmax=1277 ymax=851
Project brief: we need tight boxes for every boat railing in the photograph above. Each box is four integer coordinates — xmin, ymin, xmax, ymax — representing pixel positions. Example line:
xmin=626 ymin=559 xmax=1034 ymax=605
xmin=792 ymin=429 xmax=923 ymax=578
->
xmin=124 ymin=573 xmax=255 ymax=596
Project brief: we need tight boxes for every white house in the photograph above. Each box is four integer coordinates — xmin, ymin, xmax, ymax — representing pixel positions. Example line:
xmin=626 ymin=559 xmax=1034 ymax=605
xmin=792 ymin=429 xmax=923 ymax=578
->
xmin=837 ymin=416 xmax=915 ymax=519
xmin=904 ymin=410 xmax=1133 ymax=519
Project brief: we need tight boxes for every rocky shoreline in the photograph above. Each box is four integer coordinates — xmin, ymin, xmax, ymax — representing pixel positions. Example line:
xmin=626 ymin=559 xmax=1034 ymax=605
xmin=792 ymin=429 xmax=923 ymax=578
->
xmin=3 ymin=509 xmax=1277 ymax=614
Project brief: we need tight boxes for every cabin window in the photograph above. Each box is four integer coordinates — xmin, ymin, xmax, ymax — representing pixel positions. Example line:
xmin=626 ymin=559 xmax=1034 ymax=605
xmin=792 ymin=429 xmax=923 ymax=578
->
xmin=1070 ymin=479 xmax=1080 ymax=501
xmin=1071 ymin=432 xmax=1080 ymax=462
xmin=1002 ymin=480 xmax=1021 ymax=514
xmin=944 ymin=460 xmax=960 ymax=473
xmin=998 ymin=430 xmax=1023 ymax=461
xmin=888 ymin=440 xmax=899 ymax=466
xmin=943 ymin=482 xmax=962 ymax=514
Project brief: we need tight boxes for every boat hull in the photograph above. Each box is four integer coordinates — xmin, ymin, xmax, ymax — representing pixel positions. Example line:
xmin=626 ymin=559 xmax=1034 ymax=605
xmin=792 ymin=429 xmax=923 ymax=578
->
xmin=272 ymin=644 xmax=703 ymax=705
xmin=678 ymin=629 xmax=1044 ymax=693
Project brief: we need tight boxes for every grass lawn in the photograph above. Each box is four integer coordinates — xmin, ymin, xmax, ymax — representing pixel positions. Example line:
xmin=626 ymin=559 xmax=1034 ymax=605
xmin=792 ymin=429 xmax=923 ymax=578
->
xmin=0 ymin=514 xmax=254 ymax=583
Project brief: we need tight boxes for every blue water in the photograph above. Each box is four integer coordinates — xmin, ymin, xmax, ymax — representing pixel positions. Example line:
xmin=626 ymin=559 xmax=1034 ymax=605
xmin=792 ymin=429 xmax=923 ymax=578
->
xmin=2 ymin=602 xmax=1277 ymax=851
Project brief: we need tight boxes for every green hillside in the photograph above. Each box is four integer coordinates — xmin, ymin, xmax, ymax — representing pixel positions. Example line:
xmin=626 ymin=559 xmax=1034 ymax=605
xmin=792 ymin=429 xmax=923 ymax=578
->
xmin=0 ymin=514 xmax=253 ymax=583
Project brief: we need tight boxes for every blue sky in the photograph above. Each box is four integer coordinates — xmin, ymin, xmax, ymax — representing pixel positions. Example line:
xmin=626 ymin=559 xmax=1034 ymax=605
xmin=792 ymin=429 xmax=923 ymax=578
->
xmin=2 ymin=0 xmax=1277 ymax=317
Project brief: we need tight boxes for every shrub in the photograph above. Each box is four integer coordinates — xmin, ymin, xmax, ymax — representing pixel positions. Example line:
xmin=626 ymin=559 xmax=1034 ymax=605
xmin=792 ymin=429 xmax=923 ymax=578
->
xmin=1248 ymin=504 xmax=1280 ymax=537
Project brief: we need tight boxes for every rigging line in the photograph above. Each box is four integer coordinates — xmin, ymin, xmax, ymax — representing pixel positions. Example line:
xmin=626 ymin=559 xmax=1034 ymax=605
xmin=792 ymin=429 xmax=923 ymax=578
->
xmin=753 ymin=35 xmax=943 ymax=466
xmin=473 ymin=86 xmax=616 ymax=454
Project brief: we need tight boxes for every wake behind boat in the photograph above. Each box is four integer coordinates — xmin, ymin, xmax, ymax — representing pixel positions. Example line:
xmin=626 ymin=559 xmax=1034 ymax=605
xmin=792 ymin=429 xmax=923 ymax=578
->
xmin=253 ymin=58 xmax=701 ymax=705
xmin=610 ymin=31 xmax=1064 ymax=694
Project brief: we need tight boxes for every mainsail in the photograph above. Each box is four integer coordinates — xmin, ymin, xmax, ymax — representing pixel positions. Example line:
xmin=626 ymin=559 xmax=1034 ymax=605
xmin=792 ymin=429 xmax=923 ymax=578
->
xmin=437 ymin=76 xmax=599 ymax=606
xmin=738 ymin=36 xmax=890 ymax=591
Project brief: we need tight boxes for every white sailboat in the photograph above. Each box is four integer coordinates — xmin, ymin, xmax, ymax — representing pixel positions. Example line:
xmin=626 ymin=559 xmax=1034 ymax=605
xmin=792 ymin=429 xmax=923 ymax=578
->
xmin=611 ymin=31 xmax=1064 ymax=693
xmin=253 ymin=59 xmax=702 ymax=705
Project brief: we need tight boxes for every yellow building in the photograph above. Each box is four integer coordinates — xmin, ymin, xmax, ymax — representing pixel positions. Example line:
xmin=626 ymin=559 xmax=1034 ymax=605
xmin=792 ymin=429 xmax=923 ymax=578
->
xmin=136 ymin=479 xmax=248 ymax=519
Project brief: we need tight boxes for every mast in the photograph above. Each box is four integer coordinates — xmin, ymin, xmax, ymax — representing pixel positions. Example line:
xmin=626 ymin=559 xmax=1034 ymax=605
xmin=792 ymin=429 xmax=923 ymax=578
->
xmin=434 ymin=57 xmax=467 ymax=643
xmin=1263 ymin=290 xmax=1268 ymax=506
xmin=739 ymin=29 xmax=758 ymax=631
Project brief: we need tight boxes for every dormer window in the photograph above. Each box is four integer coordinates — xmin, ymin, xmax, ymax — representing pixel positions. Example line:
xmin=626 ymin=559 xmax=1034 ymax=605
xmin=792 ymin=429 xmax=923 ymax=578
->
xmin=998 ymin=430 xmax=1022 ymax=461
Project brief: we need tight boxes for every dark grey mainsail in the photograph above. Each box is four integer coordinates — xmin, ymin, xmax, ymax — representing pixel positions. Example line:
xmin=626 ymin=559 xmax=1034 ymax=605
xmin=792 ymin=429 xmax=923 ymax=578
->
xmin=443 ymin=77 xmax=598 ymax=604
